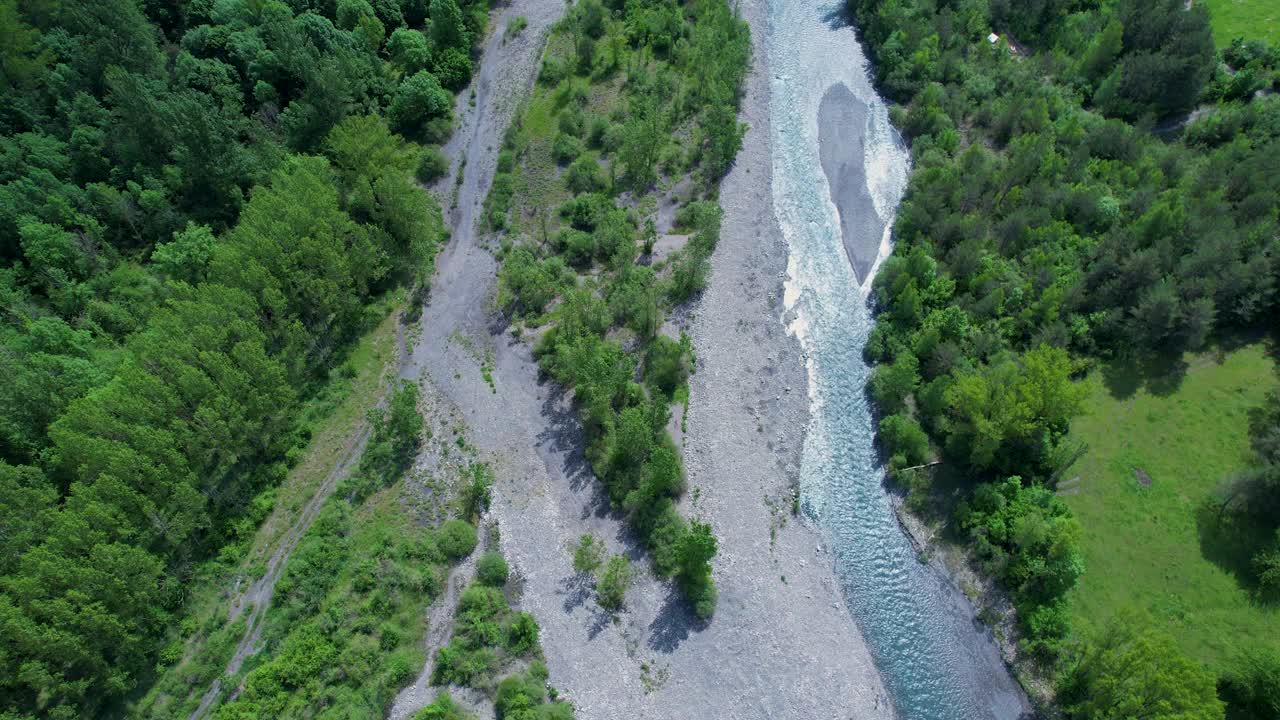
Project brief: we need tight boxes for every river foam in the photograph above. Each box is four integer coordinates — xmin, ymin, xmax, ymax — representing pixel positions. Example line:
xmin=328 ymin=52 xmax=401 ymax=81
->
xmin=769 ymin=3 xmax=1029 ymax=719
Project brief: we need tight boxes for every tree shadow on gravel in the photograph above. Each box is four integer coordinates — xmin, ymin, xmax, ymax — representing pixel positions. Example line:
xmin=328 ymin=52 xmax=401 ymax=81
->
xmin=647 ymin=587 xmax=707 ymax=654
xmin=821 ymin=2 xmax=854 ymax=29
xmin=535 ymin=380 xmax=594 ymax=489
xmin=534 ymin=378 xmax=619 ymax=521
xmin=533 ymin=376 xmax=653 ymax=561
xmin=558 ymin=572 xmax=593 ymax=614
xmin=586 ymin=605 xmax=614 ymax=641
xmin=555 ymin=573 xmax=617 ymax=640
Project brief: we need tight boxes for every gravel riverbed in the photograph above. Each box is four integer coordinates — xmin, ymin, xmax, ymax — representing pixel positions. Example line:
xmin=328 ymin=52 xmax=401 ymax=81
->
xmin=393 ymin=0 xmax=899 ymax=716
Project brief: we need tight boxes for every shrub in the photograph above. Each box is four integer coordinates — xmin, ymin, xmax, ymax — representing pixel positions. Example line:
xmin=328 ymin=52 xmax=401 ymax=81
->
xmin=388 ymin=28 xmax=431 ymax=73
xmin=460 ymin=463 xmax=493 ymax=521
xmin=1018 ymin=597 xmax=1070 ymax=661
xmin=1255 ymin=533 xmax=1280 ymax=598
xmin=498 ymin=247 xmax=562 ymax=315
xmin=496 ymin=149 xmax=515 ymax=173
xmin=674 ymin=520 xmax=717 ymax=619
xmin=645 ymin=333 xmax=691 ymax=396
xmin=438 ymin=519 xmax=478 ymax=560
xmin=432 ymin=47 xmax=473 ymax=91
xmin=572 ymin=534 xmax=604 ymax=575
xmin=558 ymin=193 xmax=608 ymax=230
xmin=552 ymin=132 xmax=584 ymax=164
xmin=959 ymin=478 xmax=1083 ymax=608
xmin=587 ymin=115 xmax=610 ymax=148
xmin=564 ymin=155 xmax=604 ymax=194
xmin=504 ymin=611 xmax=540 ymax=655
xmin=592 ymin=207 xmax=636 ymax=267
xmin=539 ymin=56 xmax=569 ymax=85
xmin=476 ymin=552 xmax=509 ymax=586
xmin=416 ymin=146 xmax=450 ymax=183
xmin=1219 ymin=649 xmax=1280 ymax=720
xmin=574 ymin=0 xmax=605 ymax=38
xmin=486 ymin=172 xmax=515 ymax=230
xmin=556 ymin=228 xmax=596 ymax=267
xmin=879 ymin=413 xmax=930 ymax=467
xmin=1059 ymin=614 xmax=1222 ymax=720
xmin=432 ymin=644 xmax=497 ymax=686
xmin=600 ymin=123 xmax=625 ymax=154
xmin=597 ymin=555 xmax=632 ymax=611
xmin=646 ymin=500 xmax=687 ymax=577
xmin=495 ymin=673 xmax=543 ymax=718
xmin=413 ymin=691 xmax=475 ymax=720
xmin=389 ymin=71 xmax=453 ymax=137
xmin=870 ymin=352 xmax=919 ymax=415
xmin=558 ymin=106 xmax=585 ymax=137
xmin=665 ymin=253 xmax=709 ymax=304
xmin=458 ymin=584 xmax=505 ymax=620
xmin=384 ymin=648 xmax=417 ymax=685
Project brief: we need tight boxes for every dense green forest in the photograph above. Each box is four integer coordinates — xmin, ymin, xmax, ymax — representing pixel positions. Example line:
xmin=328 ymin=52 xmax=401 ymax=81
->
xmin=0 ymin=0 xmax=489 ymax=716
xmin=846 ymin=0 xmax=1280 ymax=716
xmin=488 ymin=0 xmax=749 ymax=618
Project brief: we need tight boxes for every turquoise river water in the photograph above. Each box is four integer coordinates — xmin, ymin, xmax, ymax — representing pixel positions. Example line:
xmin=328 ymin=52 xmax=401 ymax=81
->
xmin=767 ymin=2 xmax=1031 ymax=718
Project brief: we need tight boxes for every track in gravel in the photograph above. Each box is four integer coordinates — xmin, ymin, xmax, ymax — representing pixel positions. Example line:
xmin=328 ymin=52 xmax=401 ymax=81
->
xmin=387 ymin=537 xmax=478 ymax=719
xmin=189 ymin=422 xmax=373 ymax=720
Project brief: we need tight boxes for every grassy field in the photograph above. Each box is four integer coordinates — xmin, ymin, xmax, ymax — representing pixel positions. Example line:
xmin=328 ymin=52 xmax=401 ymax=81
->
xmin=1063 ymin=342 xmax=1279 ymax=669
xmin=1203 ymin=0 xmax=1280 ymax=45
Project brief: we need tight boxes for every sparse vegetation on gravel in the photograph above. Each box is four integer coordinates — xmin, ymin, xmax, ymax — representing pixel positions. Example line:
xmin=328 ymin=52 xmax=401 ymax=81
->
xmin=487 ymin=0 xmax=751 ymax=619
xmin=430 ymin=546 xmax=576 ymax=718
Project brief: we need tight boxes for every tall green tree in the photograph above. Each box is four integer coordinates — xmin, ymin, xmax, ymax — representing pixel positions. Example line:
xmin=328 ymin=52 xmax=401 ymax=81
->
xmin=429 ymin=0 xmax=469 ymax=51
xmin=1060 ymin=614 xmax=1224 ymax=720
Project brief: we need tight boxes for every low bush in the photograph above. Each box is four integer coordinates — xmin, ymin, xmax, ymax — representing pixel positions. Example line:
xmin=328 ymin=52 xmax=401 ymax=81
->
xmin=417 ymin=146 xmax=450 ymax=183
xmin=879 ymin=414 xmax=930 ymax=468
xmin=572 ymin=534 xmax=605 ymax=575
xmin=552 ymin=133 xmax=584 ymax=165
xmin=414 ymin=691 xmax=476 ymax=720
xmin=959 ymin=477 xmax=1083 ymax=658
xmin=438 ymin=519 xmax=478 ymax=561
xmin=596 ymin=555 xmax=632 ymax=611
xmin=565 ymin=155 xmax=605 ymax=194
xmin=476 ymin=552 xmax=510 ymax=587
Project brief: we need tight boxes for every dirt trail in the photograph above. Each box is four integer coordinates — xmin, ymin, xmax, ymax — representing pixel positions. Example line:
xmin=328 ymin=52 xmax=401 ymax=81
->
xmin=189 ymin=422 xmax=372 ymax=720
xmin=388 ymin=555 xmax=477 ymax=719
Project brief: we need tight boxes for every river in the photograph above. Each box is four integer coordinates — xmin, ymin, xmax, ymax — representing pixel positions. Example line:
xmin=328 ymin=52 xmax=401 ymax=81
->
xmin=768 ymin=2 xmax=1031 ymax=718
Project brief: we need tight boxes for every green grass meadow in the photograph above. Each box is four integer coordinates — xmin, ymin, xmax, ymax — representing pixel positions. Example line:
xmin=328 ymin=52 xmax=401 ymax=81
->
xmin=1063 ymin=342 xmax=1279 ymax=669
xmin=1203 ymin=0 xmax=1280 ymax=46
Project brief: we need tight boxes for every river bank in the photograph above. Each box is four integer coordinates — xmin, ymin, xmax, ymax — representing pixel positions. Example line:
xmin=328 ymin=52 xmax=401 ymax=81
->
xmin=889 ymin=487 xmax=1058 ymax=715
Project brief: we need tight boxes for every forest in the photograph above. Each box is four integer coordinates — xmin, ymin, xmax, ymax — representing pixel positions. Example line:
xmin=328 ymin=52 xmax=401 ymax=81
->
xmin=0 ymin=0 xmax=487 ymax=717
xmin=847 ymin=0 xmax=1280 ymax=716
